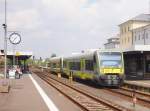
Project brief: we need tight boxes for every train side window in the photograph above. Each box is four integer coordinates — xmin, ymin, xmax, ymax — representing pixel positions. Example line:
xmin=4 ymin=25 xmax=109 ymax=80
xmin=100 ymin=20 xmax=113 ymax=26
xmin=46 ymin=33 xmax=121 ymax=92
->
xmin=52 ymin=63 xmax=56 ymax=68
xmin=69 ymin=62 xmax=73 ymax=70
xmin=63 ymin=61 xmax=67 ymax=68
xmin=56 ymin=63 xmax=60 ymax=68
xmin=93 ymin=55 xmax=96 ymax=63
xmin=85 ymin=60 xmax=94 ymax=71
xmin=69 ymin=62 xmax=80 ymax=70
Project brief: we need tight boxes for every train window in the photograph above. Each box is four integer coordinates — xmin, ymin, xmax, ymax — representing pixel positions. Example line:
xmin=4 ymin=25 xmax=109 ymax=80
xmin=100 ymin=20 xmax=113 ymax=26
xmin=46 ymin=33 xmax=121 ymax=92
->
xmin=63 ymin=61 xmax=67 ymax=68
xmin=85 ymin=60 xmax=94 ymax=71
xmin=56 ymin=63 xmax=60 ymax=68
xmin=93 ymin=55 xmax=96 ymax=63
xmin=69 ymin=62 xmax=80 ymax=70
xmin=52 ymin=63 xmax=56 ymax=68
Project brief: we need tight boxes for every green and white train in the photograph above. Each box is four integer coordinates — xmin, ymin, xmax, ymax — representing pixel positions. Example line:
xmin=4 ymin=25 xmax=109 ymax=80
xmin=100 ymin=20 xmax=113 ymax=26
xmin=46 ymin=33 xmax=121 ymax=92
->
xmin=49 ymin=50 xmax=125 ymax=86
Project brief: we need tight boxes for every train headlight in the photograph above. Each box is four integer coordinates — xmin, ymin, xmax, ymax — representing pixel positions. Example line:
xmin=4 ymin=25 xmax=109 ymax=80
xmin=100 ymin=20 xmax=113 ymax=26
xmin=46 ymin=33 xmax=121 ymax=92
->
xmin=118 ymin=64 xmax=122 ymax=68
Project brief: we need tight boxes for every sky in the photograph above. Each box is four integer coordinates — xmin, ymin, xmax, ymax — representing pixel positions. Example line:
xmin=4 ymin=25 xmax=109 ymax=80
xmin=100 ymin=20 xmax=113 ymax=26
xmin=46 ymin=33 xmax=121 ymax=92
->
xmin=0 ymin=0 xmax=149 ymax=59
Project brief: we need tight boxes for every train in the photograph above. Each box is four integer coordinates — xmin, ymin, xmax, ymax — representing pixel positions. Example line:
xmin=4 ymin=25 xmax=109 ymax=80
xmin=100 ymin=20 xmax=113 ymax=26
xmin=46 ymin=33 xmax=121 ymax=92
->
xmin=49 ymin=50 xmax=125 ymax=87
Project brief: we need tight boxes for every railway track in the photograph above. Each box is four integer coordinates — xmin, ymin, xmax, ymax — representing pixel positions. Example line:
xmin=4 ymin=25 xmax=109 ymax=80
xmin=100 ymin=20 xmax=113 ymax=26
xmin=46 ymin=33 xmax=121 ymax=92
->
xmin=33 ymin=71 xmax=131 ymax=111
xmin=121 ymin=87 xmax=150 ymax=98
xmin=105 ymin=87 xmax=150 ymax=107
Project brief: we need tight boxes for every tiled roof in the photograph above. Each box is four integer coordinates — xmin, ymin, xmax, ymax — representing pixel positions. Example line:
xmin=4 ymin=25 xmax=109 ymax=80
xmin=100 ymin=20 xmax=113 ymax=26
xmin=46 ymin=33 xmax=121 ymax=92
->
xmin=119 ymin=14 xmax=150 ymax=26
xmin=131 ymin=14 xmax=150 ymax=21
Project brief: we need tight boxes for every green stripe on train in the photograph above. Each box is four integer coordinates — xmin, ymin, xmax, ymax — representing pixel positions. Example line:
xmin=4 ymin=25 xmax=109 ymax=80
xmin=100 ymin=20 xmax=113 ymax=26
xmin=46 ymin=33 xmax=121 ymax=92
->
xmin=63 ymin=70 xmax=94 ymax=79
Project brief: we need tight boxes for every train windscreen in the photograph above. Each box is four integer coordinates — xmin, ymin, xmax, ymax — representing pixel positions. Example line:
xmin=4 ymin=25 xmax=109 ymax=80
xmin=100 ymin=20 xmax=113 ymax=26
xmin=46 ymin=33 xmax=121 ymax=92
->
xmin=100 ymin=52 xmax=122 ymax=67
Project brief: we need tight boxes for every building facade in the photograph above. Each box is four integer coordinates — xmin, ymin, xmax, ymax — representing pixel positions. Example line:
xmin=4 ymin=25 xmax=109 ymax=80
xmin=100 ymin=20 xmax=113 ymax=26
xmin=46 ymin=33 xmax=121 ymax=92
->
xmin=133 ymin=24 xmax=150 ymax=45
xmin=104 ymin=35 xmax=120 ymax=49
xmin=119 ymin=14 xmax=150 ymax=49
xmin=119 ymin=14 xmax=150 ymax=79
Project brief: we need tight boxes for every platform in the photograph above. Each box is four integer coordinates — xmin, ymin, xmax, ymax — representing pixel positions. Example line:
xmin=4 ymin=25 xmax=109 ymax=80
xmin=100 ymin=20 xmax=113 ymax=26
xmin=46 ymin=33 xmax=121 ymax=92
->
xmin=125 ymin=80 xmax=150 ymax=88
xmin=0 ymin=74 xmax=82 ymax=111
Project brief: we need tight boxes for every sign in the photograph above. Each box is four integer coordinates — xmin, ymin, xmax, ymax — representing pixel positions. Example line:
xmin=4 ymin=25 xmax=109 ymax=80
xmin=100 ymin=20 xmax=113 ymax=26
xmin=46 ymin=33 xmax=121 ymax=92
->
xmin=16 ymin=52 xmax=21 ymax=56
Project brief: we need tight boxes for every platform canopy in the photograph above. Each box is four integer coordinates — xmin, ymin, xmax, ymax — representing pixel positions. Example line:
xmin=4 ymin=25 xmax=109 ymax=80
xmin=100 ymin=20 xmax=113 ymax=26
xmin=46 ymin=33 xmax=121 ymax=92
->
xmin=0 ymin=50 xmax=32 ymax=60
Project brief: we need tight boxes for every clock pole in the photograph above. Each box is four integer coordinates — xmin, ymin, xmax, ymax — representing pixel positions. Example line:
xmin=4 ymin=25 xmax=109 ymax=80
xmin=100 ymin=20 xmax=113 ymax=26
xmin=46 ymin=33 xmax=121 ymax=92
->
xmin=2 ymin=0 xmax=8 ymax=79
xmin=9 ymin=32 xmax=21 ymax=68
xmin=13 ymin=45 xmax=15 ymax=67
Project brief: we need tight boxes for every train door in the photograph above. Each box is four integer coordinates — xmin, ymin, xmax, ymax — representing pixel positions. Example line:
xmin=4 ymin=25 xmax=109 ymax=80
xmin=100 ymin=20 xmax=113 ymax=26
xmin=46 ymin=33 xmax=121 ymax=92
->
xmin=66 ymin=61 xmax=70 ymax=76
xmin=60 ymin=58 xmax=63 ymax=72
xmin=80 ymin=58 xmax=85 ymax=73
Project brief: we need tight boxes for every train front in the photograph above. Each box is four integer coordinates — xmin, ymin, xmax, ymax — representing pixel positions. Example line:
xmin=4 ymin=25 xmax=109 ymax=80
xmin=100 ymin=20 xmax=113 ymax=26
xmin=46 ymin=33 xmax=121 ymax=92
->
xmin=98 ymin=51 xmax=124 ymax=86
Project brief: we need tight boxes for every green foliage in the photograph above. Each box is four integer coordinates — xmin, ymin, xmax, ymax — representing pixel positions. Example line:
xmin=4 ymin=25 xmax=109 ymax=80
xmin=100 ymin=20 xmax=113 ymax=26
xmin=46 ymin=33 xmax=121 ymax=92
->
xmin=0 ymin=59 xmax=4 ymax=65
xmin=26 ymin=59 xmax=34 ymax=65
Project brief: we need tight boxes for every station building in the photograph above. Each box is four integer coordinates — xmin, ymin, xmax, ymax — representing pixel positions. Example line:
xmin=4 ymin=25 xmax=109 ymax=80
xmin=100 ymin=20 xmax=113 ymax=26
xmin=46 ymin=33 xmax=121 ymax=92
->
xmin=104 ymin=35 xmax=120 ymax=49
xmin=104 ymin=14 xmax=150 ymax=79
xmin=119 ymin=14 xmax=150 ymax=80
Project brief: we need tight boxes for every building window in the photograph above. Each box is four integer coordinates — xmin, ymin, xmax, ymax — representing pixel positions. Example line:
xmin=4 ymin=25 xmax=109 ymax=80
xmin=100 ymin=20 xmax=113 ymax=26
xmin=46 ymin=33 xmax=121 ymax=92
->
xmin=134 ymin=31 xmax=136 ymax=35
xmin=142 ymin=34 xmax=145 ymax=39
xmin=128 ymin=27 xmax=130 ymax=31
xmin=146 ymin=33 xmax=148 ymax=39
xmin=121 ymin=28 xmax=123 ymax=34
xmin=124 ymin=27 xmax=126 ymax=33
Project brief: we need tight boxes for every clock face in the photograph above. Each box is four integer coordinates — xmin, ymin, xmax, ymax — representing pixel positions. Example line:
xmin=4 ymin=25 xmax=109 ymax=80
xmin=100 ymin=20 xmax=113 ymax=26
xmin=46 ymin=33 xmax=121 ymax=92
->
xmin=9 ymin=33 xmax=21 ymax=45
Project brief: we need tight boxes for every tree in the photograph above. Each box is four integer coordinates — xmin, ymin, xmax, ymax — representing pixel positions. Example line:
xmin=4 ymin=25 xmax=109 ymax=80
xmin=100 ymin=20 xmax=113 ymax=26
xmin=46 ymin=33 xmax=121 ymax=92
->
xmin=51 ymin=53 xmax=56 ymax=58
xmin=0 ymin=57 xmax=4 ymax=67
xmin=45 ymin=58 xmax=50 ymax=62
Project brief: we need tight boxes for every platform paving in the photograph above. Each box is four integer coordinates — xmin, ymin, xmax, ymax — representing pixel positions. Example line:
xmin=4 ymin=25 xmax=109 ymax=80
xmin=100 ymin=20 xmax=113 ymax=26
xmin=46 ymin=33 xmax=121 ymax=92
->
xmin=0 ymin=74 xmax=82 ymax=111
xmin=0 ymin=74 xmax=49 ymax=111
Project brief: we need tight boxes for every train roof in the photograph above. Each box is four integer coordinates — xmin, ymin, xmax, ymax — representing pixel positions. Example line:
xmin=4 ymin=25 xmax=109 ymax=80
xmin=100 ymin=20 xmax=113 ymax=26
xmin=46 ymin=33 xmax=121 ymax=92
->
xmin=49 ymin=56 xmax=62 ymax=62
xmin=98 ymin=49 xmax=123 ymax=52
xmin=63 ymin=49 xmax=122 ymax=60
xmin=63 ymin=52 xmax=94 ymax=60
xmin=49 ymin=49 xmax=122 ymax=61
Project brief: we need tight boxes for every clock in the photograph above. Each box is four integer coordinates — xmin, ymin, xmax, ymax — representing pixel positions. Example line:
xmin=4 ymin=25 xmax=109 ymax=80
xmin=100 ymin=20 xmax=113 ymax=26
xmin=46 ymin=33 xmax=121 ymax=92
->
xmin=9 ymin=32 xmax=21 ymax=45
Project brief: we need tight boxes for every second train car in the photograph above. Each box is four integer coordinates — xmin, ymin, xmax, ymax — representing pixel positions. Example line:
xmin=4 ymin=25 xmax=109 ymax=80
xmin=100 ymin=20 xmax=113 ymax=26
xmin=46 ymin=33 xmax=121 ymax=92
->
xmin=49 ymin=50 xmax=125 ymax=86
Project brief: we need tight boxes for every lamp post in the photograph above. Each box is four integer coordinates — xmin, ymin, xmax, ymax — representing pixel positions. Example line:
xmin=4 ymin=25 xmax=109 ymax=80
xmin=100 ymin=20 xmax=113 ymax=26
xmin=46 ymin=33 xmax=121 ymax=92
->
xmin=2 ymin=0 xmax=7 ymax=79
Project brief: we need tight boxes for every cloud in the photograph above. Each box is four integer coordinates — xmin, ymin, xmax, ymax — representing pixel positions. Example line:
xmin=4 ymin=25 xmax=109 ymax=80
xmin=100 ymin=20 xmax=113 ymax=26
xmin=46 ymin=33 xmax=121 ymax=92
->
xmin=0 ymin=0 xmax=149 ymax=58
xmin=8 ymin=9 xmax=40 ymax=30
